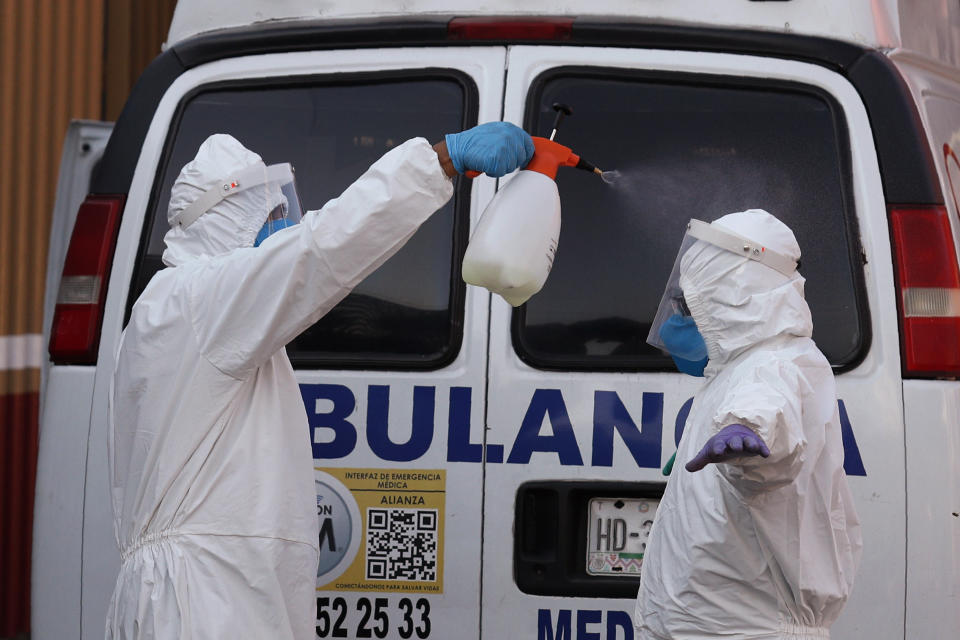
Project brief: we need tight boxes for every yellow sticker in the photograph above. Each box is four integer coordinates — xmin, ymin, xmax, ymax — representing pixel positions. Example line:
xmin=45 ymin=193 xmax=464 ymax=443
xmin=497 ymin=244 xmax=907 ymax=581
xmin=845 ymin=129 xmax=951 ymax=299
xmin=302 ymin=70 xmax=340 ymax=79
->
xmin=317 ymin=468 xmax=445 ymax=594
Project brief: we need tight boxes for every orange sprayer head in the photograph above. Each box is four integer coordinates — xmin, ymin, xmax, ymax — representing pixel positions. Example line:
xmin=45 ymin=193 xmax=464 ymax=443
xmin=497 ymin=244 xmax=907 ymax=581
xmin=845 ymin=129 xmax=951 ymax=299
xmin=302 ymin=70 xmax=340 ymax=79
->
xmin=525 ymin=137 xmax=581 ymax=179
xmin=464 ymin=134 xmax=602 ymax=179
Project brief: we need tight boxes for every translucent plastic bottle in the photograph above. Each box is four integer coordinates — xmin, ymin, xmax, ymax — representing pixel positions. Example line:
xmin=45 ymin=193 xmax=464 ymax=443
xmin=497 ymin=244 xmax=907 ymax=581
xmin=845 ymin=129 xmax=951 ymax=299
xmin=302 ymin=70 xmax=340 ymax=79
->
xmin=461 ymin=137 xmax=583 ymax=306
xmin=461 ymin=170 xmax=560 ymax=306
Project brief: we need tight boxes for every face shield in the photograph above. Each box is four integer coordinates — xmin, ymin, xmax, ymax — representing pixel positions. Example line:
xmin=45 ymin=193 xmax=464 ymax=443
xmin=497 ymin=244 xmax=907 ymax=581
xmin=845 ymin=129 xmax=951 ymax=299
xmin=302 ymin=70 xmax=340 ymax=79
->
xmin=646 ymin=218 xmax=799 ymax=353
xmin=177 ymin=162 xmax=303 ymax=236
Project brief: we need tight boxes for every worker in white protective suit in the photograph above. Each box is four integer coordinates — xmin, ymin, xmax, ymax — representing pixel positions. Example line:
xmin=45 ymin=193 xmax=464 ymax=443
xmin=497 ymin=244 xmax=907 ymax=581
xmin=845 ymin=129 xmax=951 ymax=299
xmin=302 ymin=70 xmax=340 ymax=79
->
xmin=106 ymin=123 xmax=534 ymax=639
xmin=635 ymin=209 xmax=862 ymax=640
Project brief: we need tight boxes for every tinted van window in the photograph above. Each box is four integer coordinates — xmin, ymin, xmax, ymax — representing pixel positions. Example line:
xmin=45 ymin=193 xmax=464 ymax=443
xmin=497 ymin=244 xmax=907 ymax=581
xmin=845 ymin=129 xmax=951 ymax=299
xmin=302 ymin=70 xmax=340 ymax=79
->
xmin=514 ymin=69 xmax=868 ymax=371
xmin=130 ymin=73 xmax=474 ymax=369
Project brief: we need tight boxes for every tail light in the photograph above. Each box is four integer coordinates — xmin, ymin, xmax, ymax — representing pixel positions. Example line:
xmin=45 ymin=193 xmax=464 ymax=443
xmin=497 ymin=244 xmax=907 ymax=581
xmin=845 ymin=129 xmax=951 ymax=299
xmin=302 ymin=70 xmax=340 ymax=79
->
xmin=49 ymin=194 xmax=125 ymax=364
xmin=447 ymin=17 xmax=573 ymax=41
xmin=889 ymin=205 xmax=960 ymax=377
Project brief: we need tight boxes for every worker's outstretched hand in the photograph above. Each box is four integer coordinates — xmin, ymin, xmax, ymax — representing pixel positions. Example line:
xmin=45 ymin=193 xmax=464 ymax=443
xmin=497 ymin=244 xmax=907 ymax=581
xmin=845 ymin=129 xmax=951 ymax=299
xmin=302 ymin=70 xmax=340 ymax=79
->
xmin=685 ymin=423 xmax=770 ymax=472
xmin=445 ymin=122 xmax=535 ymax=178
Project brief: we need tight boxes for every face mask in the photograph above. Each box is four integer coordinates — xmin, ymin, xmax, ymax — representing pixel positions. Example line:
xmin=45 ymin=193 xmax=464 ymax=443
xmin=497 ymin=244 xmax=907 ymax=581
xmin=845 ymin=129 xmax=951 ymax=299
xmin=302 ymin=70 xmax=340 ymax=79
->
xmin=669 ymin=353 xmax=708 ymax=377
xmin=253 ymin=216 xmax=296 ymax=247
xmin=659 ymin=314 xmax=708 ymax=377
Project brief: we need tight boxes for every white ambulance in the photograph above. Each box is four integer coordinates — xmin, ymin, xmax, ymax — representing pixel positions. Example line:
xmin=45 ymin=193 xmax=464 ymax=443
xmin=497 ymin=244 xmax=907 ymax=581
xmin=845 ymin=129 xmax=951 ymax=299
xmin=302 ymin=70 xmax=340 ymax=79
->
xmin=34 ymin=1 xmax=960 ymax=638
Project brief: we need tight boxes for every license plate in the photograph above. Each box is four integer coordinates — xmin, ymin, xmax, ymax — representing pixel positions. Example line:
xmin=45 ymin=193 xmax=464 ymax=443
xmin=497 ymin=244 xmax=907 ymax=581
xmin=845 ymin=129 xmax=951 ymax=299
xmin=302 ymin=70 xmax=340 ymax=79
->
xmin=586 ymin=497 xmax=660 ymax=577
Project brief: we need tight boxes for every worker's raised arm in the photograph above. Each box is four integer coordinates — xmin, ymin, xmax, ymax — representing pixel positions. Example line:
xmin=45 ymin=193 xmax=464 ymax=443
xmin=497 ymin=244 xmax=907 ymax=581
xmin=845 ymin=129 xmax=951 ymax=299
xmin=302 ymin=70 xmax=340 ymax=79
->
xmin=185 ymin=137 xmax=451 ymax=378
xmin=184 ymin=124 xmax=533 ymax=379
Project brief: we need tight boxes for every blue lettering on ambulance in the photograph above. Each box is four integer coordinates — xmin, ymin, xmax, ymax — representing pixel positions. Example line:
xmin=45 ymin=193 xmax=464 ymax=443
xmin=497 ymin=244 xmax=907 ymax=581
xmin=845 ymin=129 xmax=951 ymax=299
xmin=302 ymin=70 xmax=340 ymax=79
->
xmin=448 ymin=386 xmax=484 ymax=462
xmin=538 ymin=609 xmax=633 ymax=640
xmin=578 ymin=610 xmax=602 ymax=640
xmin=606 ymin=611 xmax=633 ymax=639
xmin=367 ymin=385 xmax=435 ymax=461
xmin=838 ymin=399 xmax=866 ymax=476
xmin=592 ymin=391 xmax=662 ymax=468
xmin=507 ymin=389 xmax=584 ymax=465
xmin=299 ymin=384 xmax=864 ymax=475
xmin=301 ymin=383 xmax=356 ymax=459
xmin=486 ymin=442 xmax=505 ymax=463
xmin=675 ymin=397 xmax=694 ymax=446
xmin=539 ymin=609 xmax=571 ymax=640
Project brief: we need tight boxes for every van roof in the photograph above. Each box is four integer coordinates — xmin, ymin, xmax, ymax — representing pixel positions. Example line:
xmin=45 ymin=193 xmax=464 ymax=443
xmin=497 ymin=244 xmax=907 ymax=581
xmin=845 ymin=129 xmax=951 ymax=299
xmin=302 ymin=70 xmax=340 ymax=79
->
xmin=165 ymin=0 xmax=960 ymax=69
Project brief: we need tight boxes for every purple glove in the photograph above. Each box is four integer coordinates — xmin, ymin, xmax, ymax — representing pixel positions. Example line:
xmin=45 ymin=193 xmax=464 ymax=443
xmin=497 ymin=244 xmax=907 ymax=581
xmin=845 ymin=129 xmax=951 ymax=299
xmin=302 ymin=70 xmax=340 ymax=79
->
xmin=685 ymin=424 xmax=770 ymax=472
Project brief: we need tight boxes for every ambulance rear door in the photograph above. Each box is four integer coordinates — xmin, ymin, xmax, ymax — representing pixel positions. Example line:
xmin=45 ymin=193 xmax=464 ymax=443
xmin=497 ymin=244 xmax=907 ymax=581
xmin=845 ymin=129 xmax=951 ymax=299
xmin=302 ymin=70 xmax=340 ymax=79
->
xmin=83 ymin=46 xmax=508 ymax=640
xmin=482 ymin=44 xmax=897 ymax=640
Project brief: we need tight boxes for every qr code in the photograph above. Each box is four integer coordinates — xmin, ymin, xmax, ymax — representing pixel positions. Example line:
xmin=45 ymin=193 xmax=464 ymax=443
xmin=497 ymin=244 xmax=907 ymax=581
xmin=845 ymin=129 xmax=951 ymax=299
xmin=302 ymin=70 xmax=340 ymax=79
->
xmin=365 ymin=508 xmax=438 ymax=582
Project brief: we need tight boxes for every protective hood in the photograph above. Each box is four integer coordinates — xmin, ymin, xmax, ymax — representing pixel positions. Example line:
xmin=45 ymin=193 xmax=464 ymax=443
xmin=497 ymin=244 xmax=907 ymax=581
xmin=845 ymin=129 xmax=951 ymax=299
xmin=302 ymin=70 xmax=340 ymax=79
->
xmin=162 ymin=134 xmax=283 ymax=267
xmin=678 ymin=209 xmax=812 ymax=366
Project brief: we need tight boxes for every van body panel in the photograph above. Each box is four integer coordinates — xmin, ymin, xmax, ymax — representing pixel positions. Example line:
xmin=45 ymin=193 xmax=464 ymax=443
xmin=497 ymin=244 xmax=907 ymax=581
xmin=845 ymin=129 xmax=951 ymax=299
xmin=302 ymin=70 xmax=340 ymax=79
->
xmin=167 ymin=0 xmax=960 ymax=73
xmin=902 ymin=380 xmax=960 ymax=640
xmin=31 ymin=368 xmax=96 ymax=639
xmin=165 ymin=0 xmax=903 ymax=52
xmin=482 ymin=45 xmax=904 ymax=640
xmin=33 ymin=119 xmax=111 ymax=639
xmin=848 ymin=51 xmax=943 ymax=205
xmin=169 ymin=17 xmax=865 ymax=72
xmin=890 ymin=51 xmax=960 ymax=235
xmin=889 ymin=52 xmax=960 ymax=639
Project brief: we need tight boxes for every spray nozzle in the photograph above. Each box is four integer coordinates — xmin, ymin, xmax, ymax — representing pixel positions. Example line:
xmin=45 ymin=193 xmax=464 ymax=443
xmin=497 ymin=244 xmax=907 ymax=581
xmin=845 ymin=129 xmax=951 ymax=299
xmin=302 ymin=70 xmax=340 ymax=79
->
xmin=575 ymin=156 xmax=604 ymax=178
xmin=524 ymin=138 xmax=605 ymax=180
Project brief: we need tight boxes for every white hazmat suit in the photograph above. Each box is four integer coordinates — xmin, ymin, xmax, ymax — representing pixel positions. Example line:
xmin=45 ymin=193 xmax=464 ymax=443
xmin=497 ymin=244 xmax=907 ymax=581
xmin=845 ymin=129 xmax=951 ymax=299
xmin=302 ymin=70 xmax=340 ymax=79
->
xmin=106 ymin=134 xmax=453 ymax=639
xmin=635 ymin=210 xmax=862 ymax=640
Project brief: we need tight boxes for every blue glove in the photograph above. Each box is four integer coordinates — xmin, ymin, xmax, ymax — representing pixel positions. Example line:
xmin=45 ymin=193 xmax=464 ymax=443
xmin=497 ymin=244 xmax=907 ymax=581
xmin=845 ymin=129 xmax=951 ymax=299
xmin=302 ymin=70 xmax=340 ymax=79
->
xmin=685 ymin=424 xmax=770 ymax=472
xmin=659 ymin=314 xmax=708 ymax=375
xmin=445 ymin=122 xmax=535 ymax=178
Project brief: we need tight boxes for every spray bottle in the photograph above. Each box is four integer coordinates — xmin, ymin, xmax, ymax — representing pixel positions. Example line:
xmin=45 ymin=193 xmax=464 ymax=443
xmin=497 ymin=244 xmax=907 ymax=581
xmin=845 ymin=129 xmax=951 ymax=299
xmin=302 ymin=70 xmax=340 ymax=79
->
xmin=461 ymin=104 xmax=603 ymax=306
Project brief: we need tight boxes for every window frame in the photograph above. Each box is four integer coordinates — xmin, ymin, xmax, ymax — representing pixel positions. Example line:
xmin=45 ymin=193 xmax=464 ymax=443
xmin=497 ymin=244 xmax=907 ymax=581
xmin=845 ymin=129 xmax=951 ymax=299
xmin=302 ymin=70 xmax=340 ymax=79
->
xmin=510 ymin=65 xmax=870 ymax=373
xmin=126 ymin=68 xmax=479 ymax=371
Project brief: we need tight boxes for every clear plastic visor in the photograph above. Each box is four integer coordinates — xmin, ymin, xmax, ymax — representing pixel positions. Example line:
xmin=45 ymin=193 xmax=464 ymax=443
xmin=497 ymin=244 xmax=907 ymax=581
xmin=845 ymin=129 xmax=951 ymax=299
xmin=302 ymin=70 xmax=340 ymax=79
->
xmin=646 ymin=229 xmax=702 ymax=353
xmin=260 ymin=164 xmax=303 ymax=234
xmin=260 ymin=163 xmax=303 ymax=227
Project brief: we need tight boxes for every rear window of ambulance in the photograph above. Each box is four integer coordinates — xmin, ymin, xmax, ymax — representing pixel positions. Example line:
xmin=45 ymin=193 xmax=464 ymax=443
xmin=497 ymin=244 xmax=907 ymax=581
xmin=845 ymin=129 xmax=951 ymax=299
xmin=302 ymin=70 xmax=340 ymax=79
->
xmin=128 ymin=72 xmax=474 ymax=369
xmin=513 ymin=68 xmax=869 ymax=371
